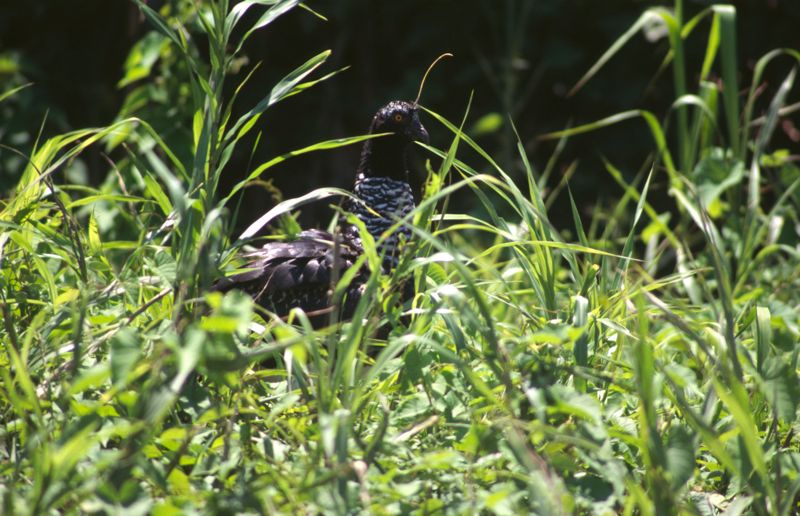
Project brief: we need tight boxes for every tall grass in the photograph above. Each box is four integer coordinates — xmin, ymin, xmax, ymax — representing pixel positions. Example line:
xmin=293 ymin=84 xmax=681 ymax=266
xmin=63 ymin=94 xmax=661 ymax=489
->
xmin=2 ymin=1 xmax=799 ymax=514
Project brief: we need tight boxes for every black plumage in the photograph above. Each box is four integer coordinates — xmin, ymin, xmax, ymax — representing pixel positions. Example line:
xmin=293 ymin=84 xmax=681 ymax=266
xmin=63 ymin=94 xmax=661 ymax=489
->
xmin=215 ymin=100 xmax=428 ymax=320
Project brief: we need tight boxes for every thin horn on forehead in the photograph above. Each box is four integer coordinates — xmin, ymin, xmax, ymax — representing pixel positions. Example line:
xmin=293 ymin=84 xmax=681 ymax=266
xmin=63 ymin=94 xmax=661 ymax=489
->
xmin=414 ymin=53 xmax=453 ymax=106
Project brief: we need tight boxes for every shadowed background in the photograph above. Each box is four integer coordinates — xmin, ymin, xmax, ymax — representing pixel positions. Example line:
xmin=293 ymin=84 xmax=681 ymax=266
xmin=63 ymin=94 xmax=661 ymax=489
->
xmin=2 ymin=0 xmax=798 ymax=232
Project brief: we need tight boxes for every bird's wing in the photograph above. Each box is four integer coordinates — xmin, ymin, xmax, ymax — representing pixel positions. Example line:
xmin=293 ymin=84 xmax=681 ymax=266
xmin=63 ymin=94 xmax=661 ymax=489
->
xmin=214 ymin=230 xmax=362 ymax=313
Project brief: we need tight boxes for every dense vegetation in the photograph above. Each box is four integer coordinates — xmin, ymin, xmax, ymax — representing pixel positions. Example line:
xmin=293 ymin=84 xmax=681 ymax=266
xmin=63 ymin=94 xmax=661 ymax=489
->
xmin=2 ymin=1 xmax=799 ymax=514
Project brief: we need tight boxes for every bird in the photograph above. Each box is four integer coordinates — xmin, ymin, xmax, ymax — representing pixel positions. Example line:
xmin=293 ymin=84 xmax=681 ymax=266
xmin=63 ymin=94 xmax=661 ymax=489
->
xmin=214 ymin=100 xmax=429 ymax=323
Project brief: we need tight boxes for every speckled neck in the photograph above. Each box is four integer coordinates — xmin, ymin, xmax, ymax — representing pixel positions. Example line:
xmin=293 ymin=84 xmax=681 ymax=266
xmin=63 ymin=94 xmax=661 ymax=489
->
xmin=343 ymin=174 xmax=415 ymax=271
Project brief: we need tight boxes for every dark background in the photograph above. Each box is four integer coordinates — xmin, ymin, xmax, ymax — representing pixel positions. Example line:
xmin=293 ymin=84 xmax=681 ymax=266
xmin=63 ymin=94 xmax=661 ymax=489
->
xmin=2 ymin=0 xmax=799 ymax=230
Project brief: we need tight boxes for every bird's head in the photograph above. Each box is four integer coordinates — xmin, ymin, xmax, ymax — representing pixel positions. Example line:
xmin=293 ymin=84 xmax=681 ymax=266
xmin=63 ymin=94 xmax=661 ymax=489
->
xmin=370 ymin=100 xmax=429 ymax=144
xmin=358 ymin=100 xmax=428 ymax=181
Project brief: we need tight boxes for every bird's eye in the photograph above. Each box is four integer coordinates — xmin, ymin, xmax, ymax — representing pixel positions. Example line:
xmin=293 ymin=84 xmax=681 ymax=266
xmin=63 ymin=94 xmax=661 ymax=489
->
xmin=393 ymin=113 xmax=404 ymax=122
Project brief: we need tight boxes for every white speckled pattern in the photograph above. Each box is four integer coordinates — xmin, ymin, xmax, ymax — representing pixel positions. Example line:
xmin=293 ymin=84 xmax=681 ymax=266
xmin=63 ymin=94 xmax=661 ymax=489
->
xmin=344 ymin=173 xmax=415 ymax=271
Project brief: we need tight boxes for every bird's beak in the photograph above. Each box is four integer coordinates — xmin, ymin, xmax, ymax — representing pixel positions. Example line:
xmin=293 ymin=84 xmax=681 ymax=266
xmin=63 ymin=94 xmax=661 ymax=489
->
xmin=409 ymin=117 xmax=429 ymax=144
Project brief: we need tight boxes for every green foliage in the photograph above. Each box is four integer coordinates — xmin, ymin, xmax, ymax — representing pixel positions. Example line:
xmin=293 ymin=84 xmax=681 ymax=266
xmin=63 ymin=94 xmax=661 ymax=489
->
xmin=2 ymin=1 xmax=800 ymax=514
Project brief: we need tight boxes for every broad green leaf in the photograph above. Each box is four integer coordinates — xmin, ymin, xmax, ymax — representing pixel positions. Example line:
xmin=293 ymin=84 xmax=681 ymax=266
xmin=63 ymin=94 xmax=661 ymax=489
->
xmin=110 ymin=328 xmax=141 ymax=385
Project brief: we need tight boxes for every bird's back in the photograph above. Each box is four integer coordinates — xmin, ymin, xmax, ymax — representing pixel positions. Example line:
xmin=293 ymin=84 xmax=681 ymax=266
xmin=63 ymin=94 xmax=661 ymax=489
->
xmin=214 ymin=229 xmax=365 ymax=317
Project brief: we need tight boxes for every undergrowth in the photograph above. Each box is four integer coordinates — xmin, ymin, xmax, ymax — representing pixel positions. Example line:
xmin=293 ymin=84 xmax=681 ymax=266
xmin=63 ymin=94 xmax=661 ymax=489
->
xmin=1 ymin=1 xmax=799 ymax=514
